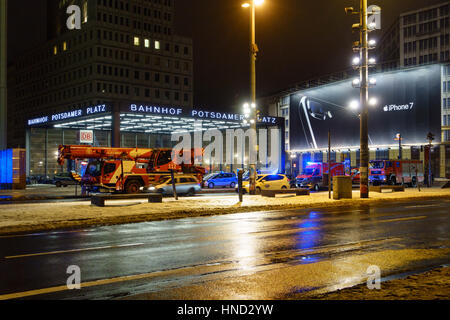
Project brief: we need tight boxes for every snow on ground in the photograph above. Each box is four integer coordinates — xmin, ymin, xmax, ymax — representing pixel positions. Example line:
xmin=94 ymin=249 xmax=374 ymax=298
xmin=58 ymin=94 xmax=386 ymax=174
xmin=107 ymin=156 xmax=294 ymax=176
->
xmin=0 ymin=188 xmax=449 ymax=234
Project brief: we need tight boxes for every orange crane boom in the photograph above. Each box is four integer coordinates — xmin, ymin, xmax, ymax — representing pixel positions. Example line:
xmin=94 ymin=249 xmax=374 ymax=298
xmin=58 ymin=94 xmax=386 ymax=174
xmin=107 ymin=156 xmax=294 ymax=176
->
xmin=58 ymin=145 xmax=156 ymax=165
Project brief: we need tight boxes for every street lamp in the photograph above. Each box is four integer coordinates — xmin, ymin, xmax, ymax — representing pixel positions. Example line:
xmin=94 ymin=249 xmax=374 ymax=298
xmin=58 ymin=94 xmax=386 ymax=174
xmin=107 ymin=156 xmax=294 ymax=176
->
xmin=241 ymin=0 xmax=264 ymax=195
xmin=345 ymin=1 xmax=381 ymax=199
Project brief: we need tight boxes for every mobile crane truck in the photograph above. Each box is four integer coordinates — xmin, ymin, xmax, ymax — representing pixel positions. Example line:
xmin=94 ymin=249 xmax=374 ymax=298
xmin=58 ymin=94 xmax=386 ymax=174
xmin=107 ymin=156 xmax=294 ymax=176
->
xmin=58 ymin=145 xmax=205 ymax=194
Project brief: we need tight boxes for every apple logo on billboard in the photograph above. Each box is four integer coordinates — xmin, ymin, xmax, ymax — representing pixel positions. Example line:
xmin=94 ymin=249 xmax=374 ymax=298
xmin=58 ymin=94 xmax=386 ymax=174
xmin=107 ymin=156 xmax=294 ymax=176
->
xmin=383 ymin=106 xmax=389 ymax=112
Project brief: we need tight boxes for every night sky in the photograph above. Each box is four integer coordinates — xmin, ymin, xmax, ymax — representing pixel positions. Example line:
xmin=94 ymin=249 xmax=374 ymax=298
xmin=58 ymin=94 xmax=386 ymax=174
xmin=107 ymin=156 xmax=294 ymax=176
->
xmin=7 ymin=0 xmax=449 ymax=113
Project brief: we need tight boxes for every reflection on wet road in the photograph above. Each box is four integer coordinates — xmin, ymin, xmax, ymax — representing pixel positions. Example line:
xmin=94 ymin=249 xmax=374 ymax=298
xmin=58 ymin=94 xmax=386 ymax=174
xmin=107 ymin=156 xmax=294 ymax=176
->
xmin=0 ymin=198 xmax=449 ymax=299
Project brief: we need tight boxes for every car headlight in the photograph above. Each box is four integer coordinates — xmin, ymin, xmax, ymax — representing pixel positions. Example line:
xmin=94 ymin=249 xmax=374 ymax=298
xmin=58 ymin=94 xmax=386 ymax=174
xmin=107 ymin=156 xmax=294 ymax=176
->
xmin=149 ymin=187 xmax=156 ymax=191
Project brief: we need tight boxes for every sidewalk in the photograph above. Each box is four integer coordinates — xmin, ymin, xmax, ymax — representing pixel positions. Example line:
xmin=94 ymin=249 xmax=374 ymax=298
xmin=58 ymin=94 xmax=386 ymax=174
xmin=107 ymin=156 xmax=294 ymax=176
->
xmin=0 ymin=185 xmax=234 ymax=202
xmin=308 ymin=266 xmax=450 ymax=300
xmin=0 ymin=188 xmax=449 ymax=235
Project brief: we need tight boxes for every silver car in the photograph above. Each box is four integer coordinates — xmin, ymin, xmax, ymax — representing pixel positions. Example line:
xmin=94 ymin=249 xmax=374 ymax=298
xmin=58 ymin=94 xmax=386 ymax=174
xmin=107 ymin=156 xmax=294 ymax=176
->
xmin=150 ymin=175 xmax=201 ymax=196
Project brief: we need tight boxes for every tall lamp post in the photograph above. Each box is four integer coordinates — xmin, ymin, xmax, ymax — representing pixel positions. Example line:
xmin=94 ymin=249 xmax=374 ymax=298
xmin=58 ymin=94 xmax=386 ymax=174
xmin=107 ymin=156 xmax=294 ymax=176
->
xmin=346 ymin=2 xmax=381 ymax=199
xmin=0 ymin=0 xmax=7 ymax=150
xmin=242 ymin=0 xmax=263 ymax=195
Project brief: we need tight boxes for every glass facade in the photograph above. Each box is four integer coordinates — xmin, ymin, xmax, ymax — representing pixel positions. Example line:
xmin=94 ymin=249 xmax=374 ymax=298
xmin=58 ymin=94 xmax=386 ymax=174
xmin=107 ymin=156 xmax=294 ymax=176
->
xmin=27 ymin=128 xmax=172 ymax=178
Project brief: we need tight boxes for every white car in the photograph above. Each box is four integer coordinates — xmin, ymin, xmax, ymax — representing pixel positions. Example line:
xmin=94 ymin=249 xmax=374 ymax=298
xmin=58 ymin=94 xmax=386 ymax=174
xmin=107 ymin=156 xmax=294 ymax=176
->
xmin=150 ymin=175 xmax=201 ymax=196
xmin=237 ymin=174 xmax=291 ymax=194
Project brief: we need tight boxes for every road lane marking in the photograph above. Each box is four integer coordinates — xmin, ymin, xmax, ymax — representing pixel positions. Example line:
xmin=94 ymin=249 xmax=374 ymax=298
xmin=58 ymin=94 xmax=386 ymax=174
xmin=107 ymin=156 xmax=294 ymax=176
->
xmin=0 ymin=237 xmax=406 ymax=300
xmin=0 ymin=229 xmax=92 ymax=239
xmin=403 ymin=204 xmax=440 ymax=208
xmin=4 ymin=243 xmax=145 ymax=259
xmin=378 ymin=216 xmax=427 ymax=223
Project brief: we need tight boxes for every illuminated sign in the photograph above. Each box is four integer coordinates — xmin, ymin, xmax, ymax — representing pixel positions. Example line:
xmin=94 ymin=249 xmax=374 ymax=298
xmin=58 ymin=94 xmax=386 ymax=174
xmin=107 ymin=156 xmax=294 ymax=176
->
xmin=79 ymin=130 xmax=94 ymax=144
xmin=130 ymin=104 xmax=183 ymax=116
xmin=191 ymin=110 xmax=243 ymax=121
xmin=383 ymin=103 xmax=414 ymax=112
xmin=0 ymin=149 xmax=13 ymax=185
xmin=288 ymin=64 xmax=441 ymax=150
xmin=258 ymin=116 xmax=277 ymax=124
xmin=52 ymin=110 xmax=83 ymax=121
xmin=27 ymin=104 xmax=109 ymax=126
xmin=28 ymin=116 xmax=49 ymax=126
xmin=86 ymin=104 xmax=107 ymax=115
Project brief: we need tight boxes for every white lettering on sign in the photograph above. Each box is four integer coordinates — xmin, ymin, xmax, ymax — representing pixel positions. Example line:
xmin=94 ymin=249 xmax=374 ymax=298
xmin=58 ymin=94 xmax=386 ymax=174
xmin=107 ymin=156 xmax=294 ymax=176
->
xmin=383 ymin=102 xmax=414 ymax=112
xmin=130 ymin=104 xmax=183 ymax=116
xmin=191 ymin=110 xmax=243 ymax=121
xmin=52 ymin=110 xmax=83 ymax=121
xmin=86 ymin=104 xmax=107 ymax=115
xmin=80 ymin=130 xmax=94 ymax=144
xmin=258 ymin=116 xmax=277 ymax=124
xmin=28 ymin=116 xmax=49 ymax=126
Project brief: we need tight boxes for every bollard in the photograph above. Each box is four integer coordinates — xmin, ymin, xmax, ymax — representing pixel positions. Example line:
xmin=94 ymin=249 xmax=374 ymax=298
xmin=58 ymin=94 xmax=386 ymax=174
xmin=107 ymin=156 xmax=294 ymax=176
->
xmin=238 ymin=170 xmax=243 ymax=203
xmin=170 ymin=169 xmax=178 ymax=200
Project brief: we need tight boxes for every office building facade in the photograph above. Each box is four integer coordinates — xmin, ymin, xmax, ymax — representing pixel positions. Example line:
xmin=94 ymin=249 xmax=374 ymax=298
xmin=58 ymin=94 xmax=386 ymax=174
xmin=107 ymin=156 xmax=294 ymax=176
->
xmin=8 ymin=0 xmax=194 ymax=148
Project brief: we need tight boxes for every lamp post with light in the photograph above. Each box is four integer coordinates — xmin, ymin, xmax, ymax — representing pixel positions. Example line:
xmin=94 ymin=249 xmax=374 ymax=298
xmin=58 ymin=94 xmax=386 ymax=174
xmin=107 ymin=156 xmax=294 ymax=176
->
xmin=346 ymin=1 xmax=381 ymax=199
xmin=242 ymin=0 xmax=263 ymax=195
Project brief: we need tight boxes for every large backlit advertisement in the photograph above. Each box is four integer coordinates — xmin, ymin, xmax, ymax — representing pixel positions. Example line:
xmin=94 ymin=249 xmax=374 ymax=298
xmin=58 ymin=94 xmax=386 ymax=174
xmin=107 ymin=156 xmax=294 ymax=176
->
xmin=289 ymin=64 xmax=441 ymax=150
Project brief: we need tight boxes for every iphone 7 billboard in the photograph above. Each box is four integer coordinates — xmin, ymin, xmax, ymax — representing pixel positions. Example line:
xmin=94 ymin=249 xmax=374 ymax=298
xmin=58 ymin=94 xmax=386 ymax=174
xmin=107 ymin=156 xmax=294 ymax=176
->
xmin=289 ymin=64 xmax=441 ymax=150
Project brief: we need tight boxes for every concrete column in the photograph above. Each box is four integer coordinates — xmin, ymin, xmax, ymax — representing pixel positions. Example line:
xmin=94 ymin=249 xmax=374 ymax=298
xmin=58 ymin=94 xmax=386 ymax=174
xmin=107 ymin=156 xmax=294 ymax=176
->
xmin=25 ymin=129 xmax=30 ymax=176
xmin=440 ymin=144 xmax=446 ymax=178
xmin=0 ymin=0 xmax=7 ymax=149
xmin=111 ymin=103 xmax=120 ymax=147
xmin=45 ymin=129 xmax=48 ymax=177
xmin=351 ymin=151 xmax=357 ymax=167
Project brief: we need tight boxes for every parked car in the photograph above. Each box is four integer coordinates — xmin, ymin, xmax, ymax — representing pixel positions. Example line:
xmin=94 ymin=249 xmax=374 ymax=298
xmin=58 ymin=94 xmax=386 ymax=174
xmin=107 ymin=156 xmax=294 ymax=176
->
xmin=150 ymin=175 xmax=201 ymax=196
xmin=351 ymin=168 xmax=360 ymax=185
xmin=30 ymin=175 xmax=54 ymax=185
xmin=236 ymin=174 xmax=290 ymax=194
xmin=203 ymin=172 xmax=238 ymax=189
xmin=53 ymin=172 xmax=79 ymax=187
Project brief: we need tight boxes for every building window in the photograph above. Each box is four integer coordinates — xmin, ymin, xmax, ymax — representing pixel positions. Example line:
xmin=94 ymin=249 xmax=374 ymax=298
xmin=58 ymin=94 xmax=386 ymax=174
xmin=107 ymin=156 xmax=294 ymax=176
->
xmin=83 ymin=0 xmax=88 ymax=23
xmin=155 ymin=41 xmax=160 ymax=50
xmin=144 ymin=39 xmax=150 ymax=48
xmin=134 ymin=37 xmax=140 ymax=46
xmin=63 ymin=42 xmax=67 ymax=51
xmin=53 ymin=46 xmax=58 ymax=55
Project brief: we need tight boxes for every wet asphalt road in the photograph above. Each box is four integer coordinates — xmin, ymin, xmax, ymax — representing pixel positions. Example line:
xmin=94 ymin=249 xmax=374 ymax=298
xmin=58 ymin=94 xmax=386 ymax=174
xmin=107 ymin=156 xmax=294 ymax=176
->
xmin=0 ymin=198 xmax=449 ymax=300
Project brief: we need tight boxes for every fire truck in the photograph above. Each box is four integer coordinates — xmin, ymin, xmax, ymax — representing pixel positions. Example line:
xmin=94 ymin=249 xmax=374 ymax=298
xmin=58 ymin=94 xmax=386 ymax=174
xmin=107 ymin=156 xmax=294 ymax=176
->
xmin=369 ymin=159 xmax=424 ymax=186
xmin=296 ymin=162 xmax=345 ymax=191
xmin=58 ymin=145 xmax=205 ymax=194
